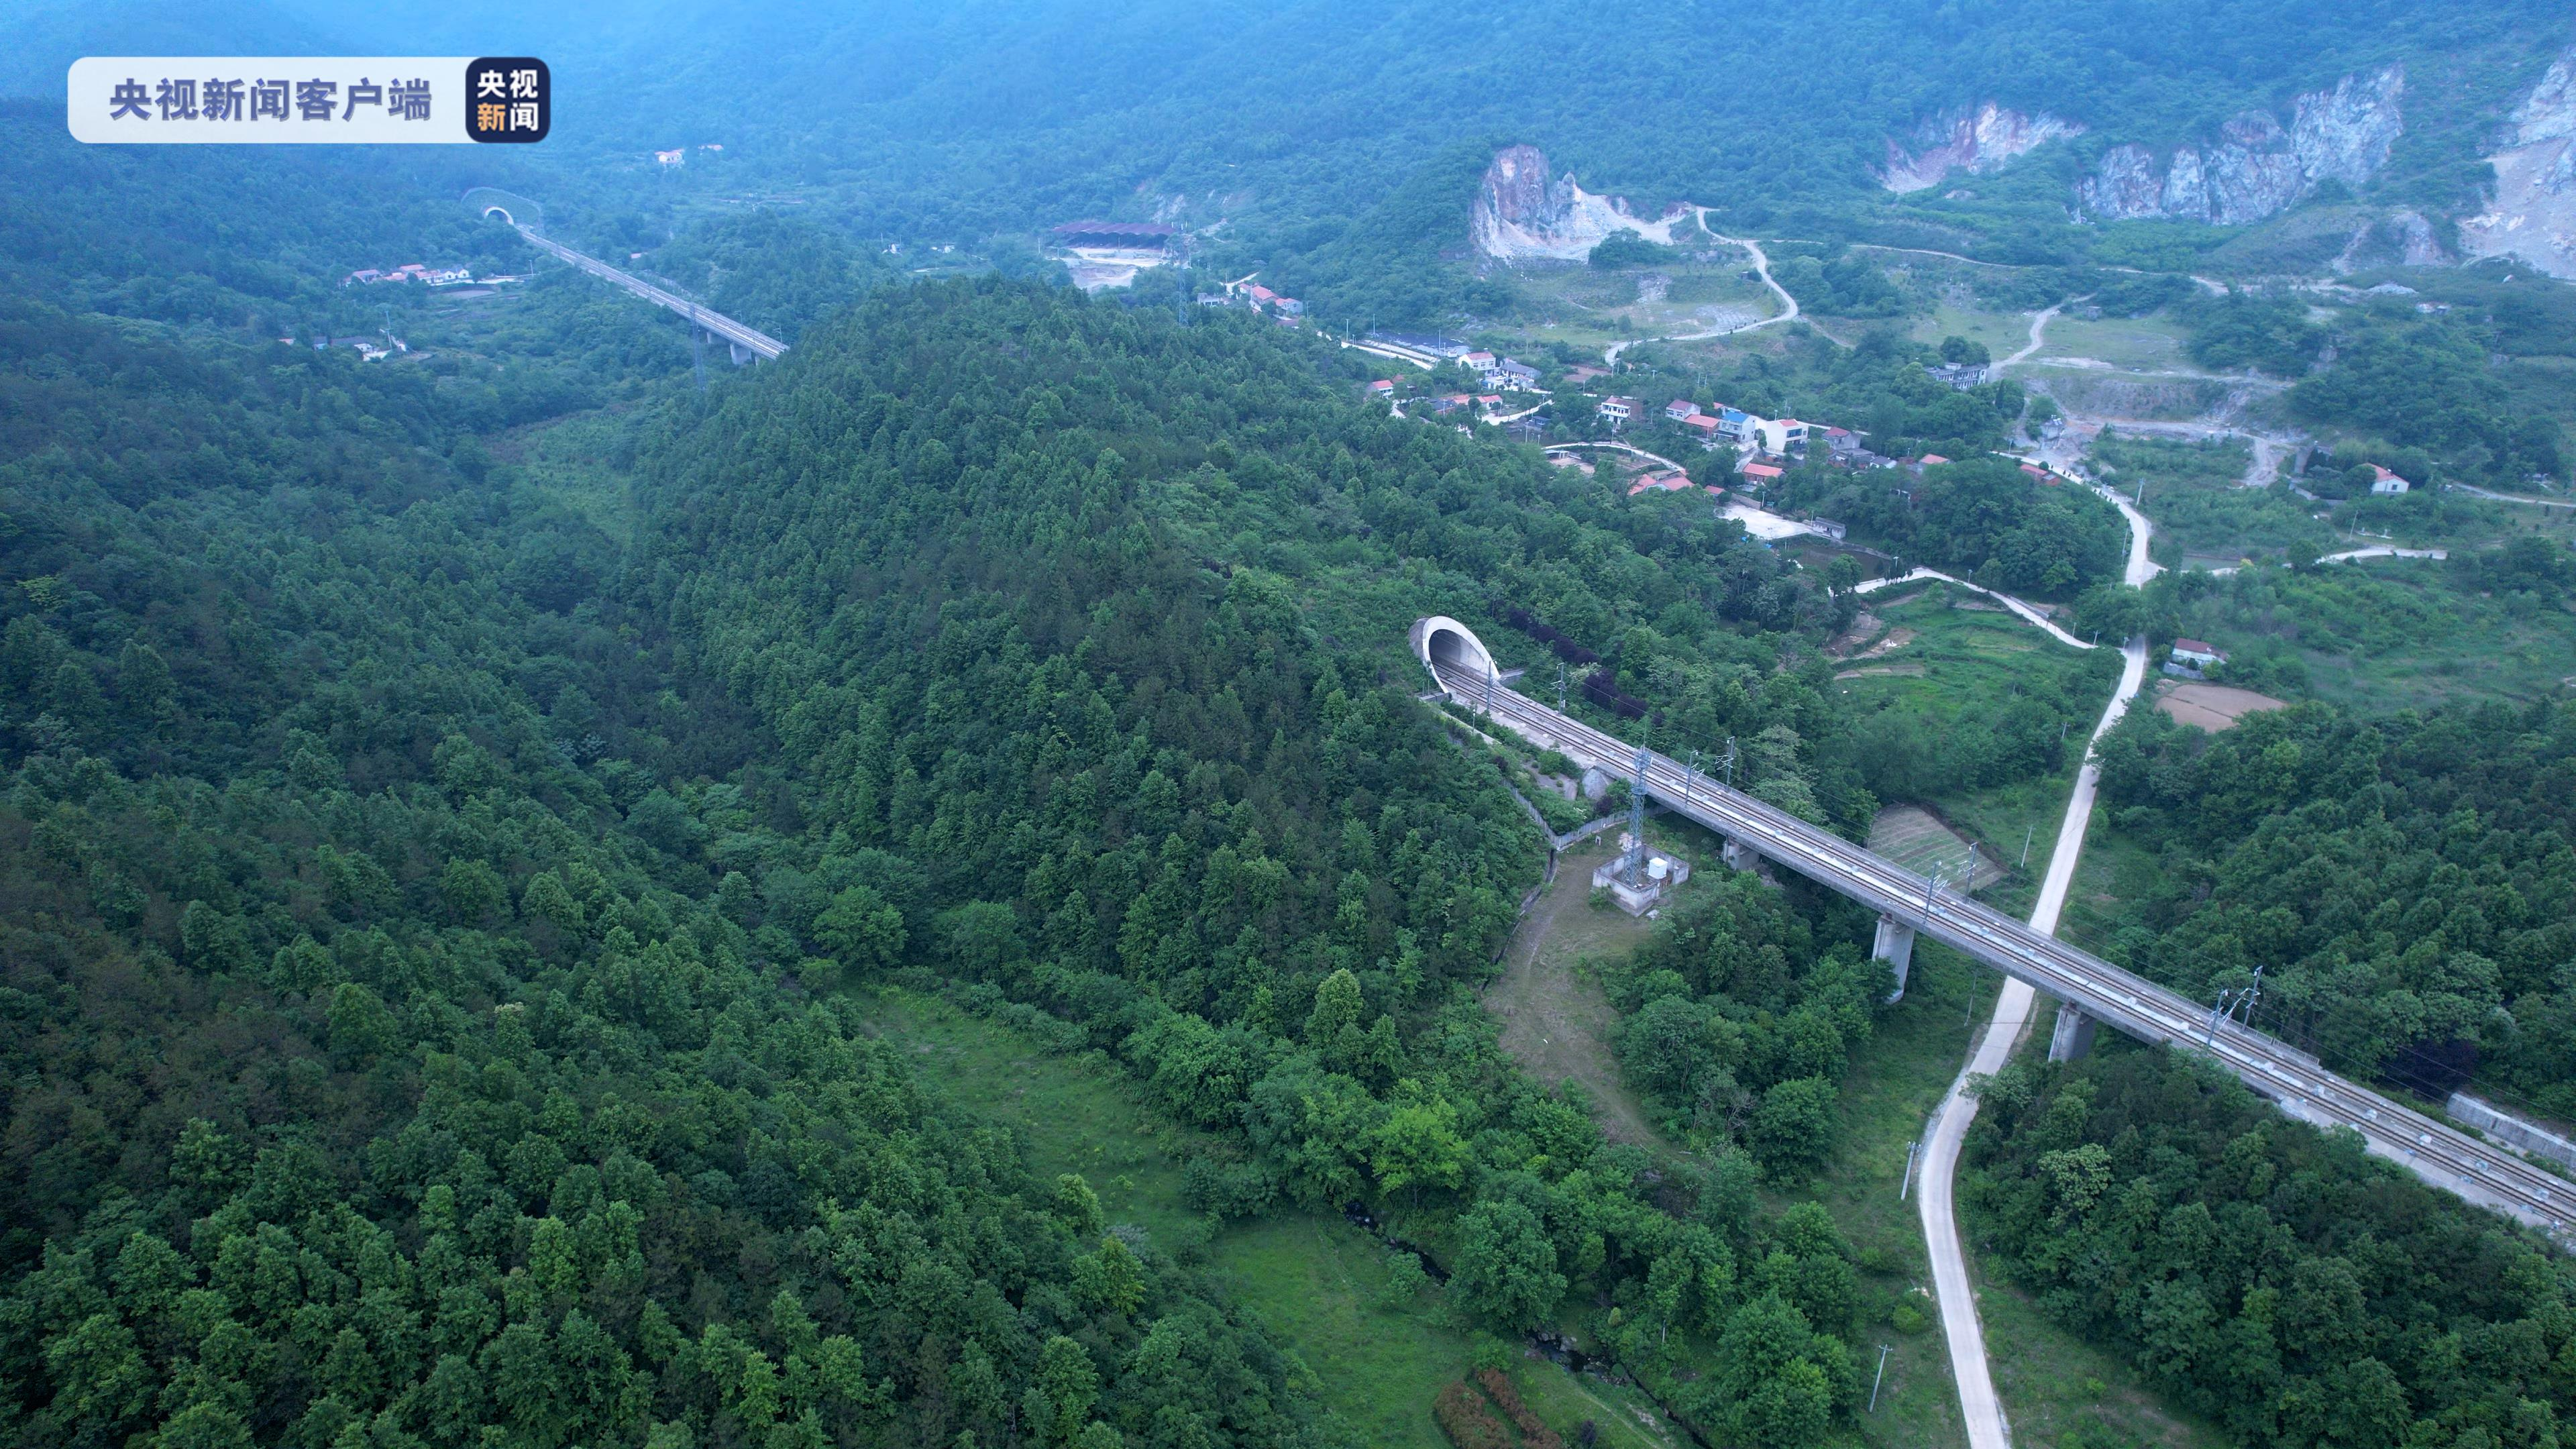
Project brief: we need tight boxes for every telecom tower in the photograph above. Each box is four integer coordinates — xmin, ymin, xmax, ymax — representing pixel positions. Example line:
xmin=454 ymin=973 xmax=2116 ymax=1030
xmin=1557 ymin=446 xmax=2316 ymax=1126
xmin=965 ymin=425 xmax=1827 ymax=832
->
xmin=1625 ymin=743 xmax=1650 ymax=887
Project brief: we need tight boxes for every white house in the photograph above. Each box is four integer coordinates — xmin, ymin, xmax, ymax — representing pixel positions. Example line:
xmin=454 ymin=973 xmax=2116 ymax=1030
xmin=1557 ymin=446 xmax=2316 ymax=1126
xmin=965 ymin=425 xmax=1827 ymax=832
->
xmin=2165 ymin=637 xmax=2228 ymax=679
xmin=2369 ymin=464 xmax=2412 ymax=495
xmin=1665 ymin=398 xmax=1702 ymax=422
xmin=1754 ymin=417 xmax=1811 ymax=456
xmin=1598 ymin=396 xmax=1642 ymax=427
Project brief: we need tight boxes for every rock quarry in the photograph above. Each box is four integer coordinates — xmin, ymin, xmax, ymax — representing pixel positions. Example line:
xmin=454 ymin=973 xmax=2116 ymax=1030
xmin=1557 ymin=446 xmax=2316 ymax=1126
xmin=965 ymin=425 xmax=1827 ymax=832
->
xmin=1472 ymin=144 xmax=1684 ymax=262
xmin=2461 ymin=46 xmax=2576 ymax=278
xmin=1876 ymin=103 xmax=2084 ymax=193
xmin=2072 ymin=67 xmax=2405 ymax=225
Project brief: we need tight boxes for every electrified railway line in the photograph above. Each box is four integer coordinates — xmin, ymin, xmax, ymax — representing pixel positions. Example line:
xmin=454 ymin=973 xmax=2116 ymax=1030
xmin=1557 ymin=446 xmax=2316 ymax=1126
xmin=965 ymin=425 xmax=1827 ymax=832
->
xmin=1424 ymin=647 xmax=2575 ymax=1240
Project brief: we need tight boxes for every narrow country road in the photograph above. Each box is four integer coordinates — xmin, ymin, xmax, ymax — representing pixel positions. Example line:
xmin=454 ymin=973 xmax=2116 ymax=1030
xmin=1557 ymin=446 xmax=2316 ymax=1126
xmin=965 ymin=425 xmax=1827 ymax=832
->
xmin=1994 ymin=301 xmax=2066 ymax=372
xmin=1914 ymin=492 xmax=2157 ymax=1449
xmin=2448 ymin=482 xmax=2576 ymax=510
xmin=1602 ymin=217 xmax=1801 ymax=365
xmin=1852 ymin=568 xmax=2096 ymax=650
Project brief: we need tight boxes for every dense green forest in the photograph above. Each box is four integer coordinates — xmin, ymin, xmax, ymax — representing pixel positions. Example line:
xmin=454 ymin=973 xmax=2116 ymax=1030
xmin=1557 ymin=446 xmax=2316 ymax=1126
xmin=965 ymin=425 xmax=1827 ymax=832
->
xmin=0 ymin=264 xmax=1928 ymax=1445
xmin=1968 ymin=1044 xmax=2576 ymax=1449
xmin=8 ymin=5 xmax=2576 ymax=1444
xmin=2092 ymin=690 xmax=2576 ymax=1108
xmin=1776 ymin=453 xmax=2129 ymax=599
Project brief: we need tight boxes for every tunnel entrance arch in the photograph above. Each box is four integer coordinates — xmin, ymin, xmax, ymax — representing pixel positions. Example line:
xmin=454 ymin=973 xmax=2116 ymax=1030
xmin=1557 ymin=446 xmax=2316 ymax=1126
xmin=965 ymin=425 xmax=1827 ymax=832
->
xmin=1409 ymin=616 xmax=1498 ymax=685
xmin=481 ymin=205 xmax=514 ymax=225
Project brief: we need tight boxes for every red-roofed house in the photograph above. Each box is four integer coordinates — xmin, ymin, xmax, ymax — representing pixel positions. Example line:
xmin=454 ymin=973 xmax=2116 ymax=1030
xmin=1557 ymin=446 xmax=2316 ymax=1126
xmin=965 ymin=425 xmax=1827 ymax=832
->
xmin=1741 ymin=462 xmax=1784 ymax=484
xmin=1666 ymin=399 xmax=1702 ymax=422
xmin=1682 ymin=414 xmax=1722 ymax=441
xmin=1824 ymin=427 xmax=1858 ymax=455
xmin=2166 ymin=638 xmax=2229 ymax=679
xmin=1368 ymin=380 xmax=1395 ymax=397
xmin=1627 ymin=470 xmax=1694 ymax=496
xmin=2369 ymin=464 xmax=2412 ymax=495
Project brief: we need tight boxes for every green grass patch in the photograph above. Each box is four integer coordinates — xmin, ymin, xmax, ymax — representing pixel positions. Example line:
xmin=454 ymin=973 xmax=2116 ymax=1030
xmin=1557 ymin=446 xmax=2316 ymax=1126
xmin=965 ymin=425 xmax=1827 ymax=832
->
xmin=853 ymin=983 xmax=1673 ymax=1449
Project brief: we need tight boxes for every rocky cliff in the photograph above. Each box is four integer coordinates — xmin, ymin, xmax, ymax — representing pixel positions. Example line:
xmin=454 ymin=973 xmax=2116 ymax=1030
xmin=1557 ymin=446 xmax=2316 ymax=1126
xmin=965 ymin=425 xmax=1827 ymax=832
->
xmin=2075 ymin=67 xmax=2404 ymax=225
xmin=1876 ymin=103 xmax=2084 ymax=193
xmin=2460 ymin=47 xmax=2576 ymax=278
xmin=1472 ymin=145 xmax=1683 ymax=262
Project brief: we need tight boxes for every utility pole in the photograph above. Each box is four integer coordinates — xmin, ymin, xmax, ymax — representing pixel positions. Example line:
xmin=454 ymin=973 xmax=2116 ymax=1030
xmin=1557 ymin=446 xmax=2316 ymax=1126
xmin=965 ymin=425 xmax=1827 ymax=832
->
xmin=1555 ymin=661 xmax=1568 ymax=714
xmin=1900 ymin=1141 xmax=1918 ymax=1200
xmin=1869 ymin=1346 xmax=1892 ymax=1412
xmin=1483 ymin=663 xmax=1496 ymax=720
xmin=1722 ymin=736 xmax=1737 ymax=788
xmin=2020 ymin=825 xmax=2034 ymax=869
xmin=1684 ymin=749 xmax=1701 ymax=804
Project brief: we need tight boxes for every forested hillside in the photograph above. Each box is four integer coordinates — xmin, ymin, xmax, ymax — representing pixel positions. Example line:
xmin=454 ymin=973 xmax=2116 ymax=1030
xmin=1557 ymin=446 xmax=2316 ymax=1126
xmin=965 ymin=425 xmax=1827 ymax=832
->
xmin=0 ymin=293 xmax=1345 ymax=1449
xmin=2094 ymin=694 xmax=2576 ymax=1108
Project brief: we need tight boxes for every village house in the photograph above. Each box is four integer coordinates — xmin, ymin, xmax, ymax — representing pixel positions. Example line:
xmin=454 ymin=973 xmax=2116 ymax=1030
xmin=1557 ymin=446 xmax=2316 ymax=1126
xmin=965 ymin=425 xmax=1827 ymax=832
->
xmin=1367 ymin=380 xmax=1395 ymax=398
xmin=1754 ymin=418 xmax=1810 ymax=456
xmin=1740 ymin=462 xmax=1784 ymax=486
xmin=1824 ymin=427 xmax=1858 ymax=456
xmin=2369 ymin=464 xmax=2412 ymax=495
xmin=1597 ymin=396 xmax=1642 ymax=427
xmin=2019 ymin=462 xmax=2060 ymax=485
xmin=1460 ymin=350 xmax=1497 ymax=373
xmin=655 ymin=148 xmax=685 ymax=167
xmin=1715 ymin=407 xmax=1759 ymax=443
xmin=1681 ymin=414 xmax=1723 ymax=445
xmin=1627 ymin=470 xmax=1694 ymax=496
xmin=2166 ymin=638 xmax=2228 ymax=679
xmin=1665 ymin=398 xmax=1702 ymax=422
xmin=1496 ymin=358 xmax=1541 ymax=390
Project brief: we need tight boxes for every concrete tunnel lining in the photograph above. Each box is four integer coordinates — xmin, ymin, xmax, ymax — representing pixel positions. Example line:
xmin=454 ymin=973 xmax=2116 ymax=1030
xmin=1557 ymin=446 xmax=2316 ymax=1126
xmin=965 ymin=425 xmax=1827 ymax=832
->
xmin=1409 ymin=615 xmax=1497 ymax=684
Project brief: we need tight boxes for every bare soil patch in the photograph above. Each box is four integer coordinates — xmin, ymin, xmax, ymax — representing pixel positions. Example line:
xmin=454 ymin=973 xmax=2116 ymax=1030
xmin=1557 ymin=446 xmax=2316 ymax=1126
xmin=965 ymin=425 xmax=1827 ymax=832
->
xmin=1861 ymin=627 xmax=1917 ymax=657
xmin=1825 ymin=609 xmax=1884 ymax=658
xmin=2157 ymin=681 xmax=2288 ymax=732
xmin=1486 ymin=839 xmax=1664 ymax=1148
xmin=1835 ymin=663 xmax=1927 ymax=680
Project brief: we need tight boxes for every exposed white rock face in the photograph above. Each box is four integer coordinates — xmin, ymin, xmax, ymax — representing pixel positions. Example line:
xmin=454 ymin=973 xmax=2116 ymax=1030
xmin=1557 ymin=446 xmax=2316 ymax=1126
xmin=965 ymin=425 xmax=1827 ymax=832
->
xmin=1877 ymin=103 xmax=2084 ymax=193
xmin=1472 ymin=145 xmax=1682 ymax=262
xmin=2460 ymin=48 xmax=2576 ymax=278
xmin=2076 ymin=66 xmax=2405 ymax=225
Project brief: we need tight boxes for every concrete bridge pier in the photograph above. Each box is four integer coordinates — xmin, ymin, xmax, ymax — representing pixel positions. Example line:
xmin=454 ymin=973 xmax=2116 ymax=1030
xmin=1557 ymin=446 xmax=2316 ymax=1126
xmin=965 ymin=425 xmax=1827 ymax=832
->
xmin=1721 ymin=837 xmax=1759 ymax=872
xmin=1872 ymin=914 xmax=1915 ymax=1002
xmin=2047 ymin=1002 xmax=2097 ymax=1061
xmin=728 ymin=339 xmax=755 ymax=365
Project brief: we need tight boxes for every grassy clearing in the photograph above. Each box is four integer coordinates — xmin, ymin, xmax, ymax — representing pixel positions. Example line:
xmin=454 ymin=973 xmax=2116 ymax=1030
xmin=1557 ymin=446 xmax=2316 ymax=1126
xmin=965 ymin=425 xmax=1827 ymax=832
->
xmin=2036 ymin=314 xmax=2193 ymax=371
xmin=2163 ymin=558 xmax=2576 ymax=711
xmin=508 ymin=409 xmax=644 ymax=543
xmin=2090 ymin=432 xmax=2330 ymax=567
xmin=1909 ymin=303 xmax=2032 ymax=363
xmin=853 ymin=983 xmax=1669 ymax=1449
xmin=1501 ymin=256 xmax=1775 ymax=346
xmin=1487 ymin=835 xmax=1666 ymax=1146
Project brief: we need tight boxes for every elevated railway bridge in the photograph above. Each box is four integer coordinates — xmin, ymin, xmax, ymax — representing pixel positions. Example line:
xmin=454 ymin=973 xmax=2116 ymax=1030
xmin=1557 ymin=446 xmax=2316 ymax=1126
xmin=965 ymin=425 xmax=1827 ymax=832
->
xmin=1412 ymin=614 xmax=2575 ymax=1240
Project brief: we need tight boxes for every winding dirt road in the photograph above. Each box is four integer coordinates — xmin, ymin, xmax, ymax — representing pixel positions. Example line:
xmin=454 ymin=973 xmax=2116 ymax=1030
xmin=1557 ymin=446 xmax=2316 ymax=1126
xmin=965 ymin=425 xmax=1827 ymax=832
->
xmin=1601 ymin=219 xmax=1800 ymax=365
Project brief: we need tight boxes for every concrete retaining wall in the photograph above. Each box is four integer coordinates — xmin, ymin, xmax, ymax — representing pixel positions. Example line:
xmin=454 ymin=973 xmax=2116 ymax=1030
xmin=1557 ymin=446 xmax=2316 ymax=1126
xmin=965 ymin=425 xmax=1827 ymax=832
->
xmin=2450 ymin=1093 xmax=2576 ymax=1173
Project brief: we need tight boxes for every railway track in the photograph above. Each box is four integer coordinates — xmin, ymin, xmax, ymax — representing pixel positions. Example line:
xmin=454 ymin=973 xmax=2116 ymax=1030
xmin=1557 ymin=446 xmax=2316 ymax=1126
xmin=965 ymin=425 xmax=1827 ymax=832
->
xmin=1430 ymin=659 xmax=2576 ymax=1238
